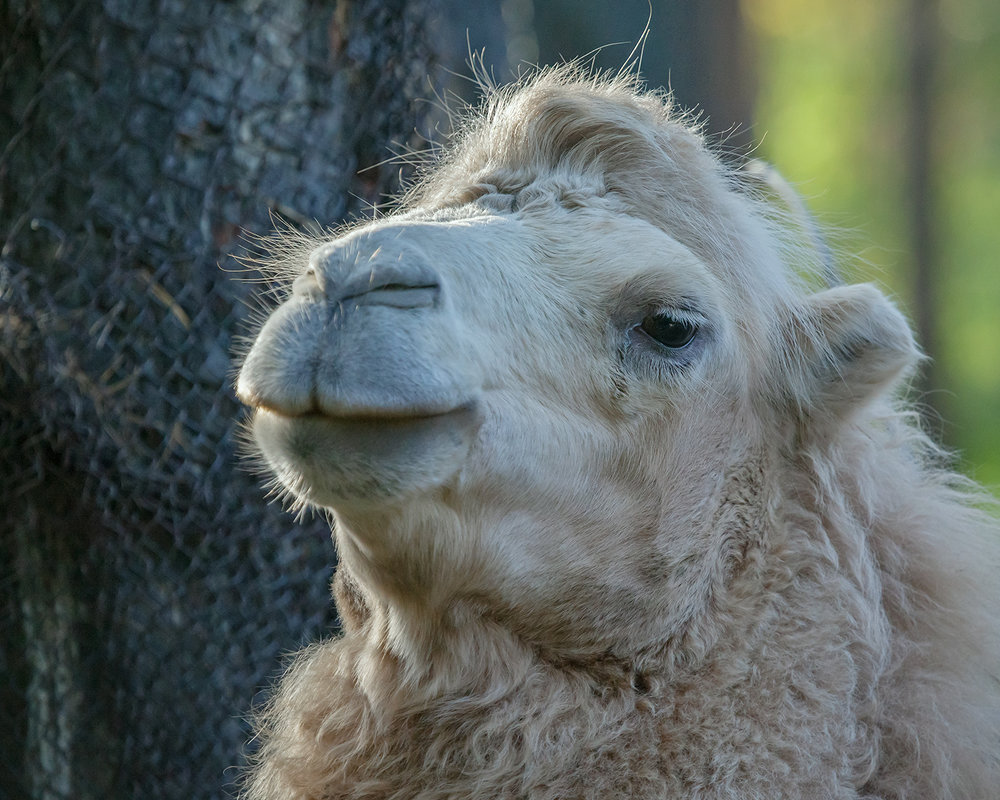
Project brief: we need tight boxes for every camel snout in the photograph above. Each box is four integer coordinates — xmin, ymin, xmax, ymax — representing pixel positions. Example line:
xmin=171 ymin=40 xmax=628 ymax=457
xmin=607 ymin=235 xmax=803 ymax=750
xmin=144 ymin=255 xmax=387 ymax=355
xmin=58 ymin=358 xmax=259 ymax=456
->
xmin=299 ymin=239 xmax=443 ymax=310
xmin=237 ymin=226 xmax=482 ymax=424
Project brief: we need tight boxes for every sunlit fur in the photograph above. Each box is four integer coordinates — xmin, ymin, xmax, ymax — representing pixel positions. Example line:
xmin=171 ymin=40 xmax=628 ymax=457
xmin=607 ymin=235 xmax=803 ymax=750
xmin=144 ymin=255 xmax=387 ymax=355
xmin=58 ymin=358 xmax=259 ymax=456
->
xmin=240 ymin=66 xmax=1000 ymax=799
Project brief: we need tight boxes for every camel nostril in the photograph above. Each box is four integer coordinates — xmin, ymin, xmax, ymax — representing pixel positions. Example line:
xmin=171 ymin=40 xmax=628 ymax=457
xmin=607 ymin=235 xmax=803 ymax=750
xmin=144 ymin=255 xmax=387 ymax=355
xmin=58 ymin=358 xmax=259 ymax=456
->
xmin=304 ymin=238 xmax=443 ymax=308
xmin=336 ymin=260 xmax=443 ymax=310
xmin=341 ymin=282 xmax=441 ymax=309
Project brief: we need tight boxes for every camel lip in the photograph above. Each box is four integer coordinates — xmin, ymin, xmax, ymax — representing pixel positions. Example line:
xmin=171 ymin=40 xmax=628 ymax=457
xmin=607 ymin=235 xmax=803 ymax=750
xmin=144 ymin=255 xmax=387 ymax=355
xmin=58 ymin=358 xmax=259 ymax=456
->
xmin=251 ymin=400 xmax=480 ymax=425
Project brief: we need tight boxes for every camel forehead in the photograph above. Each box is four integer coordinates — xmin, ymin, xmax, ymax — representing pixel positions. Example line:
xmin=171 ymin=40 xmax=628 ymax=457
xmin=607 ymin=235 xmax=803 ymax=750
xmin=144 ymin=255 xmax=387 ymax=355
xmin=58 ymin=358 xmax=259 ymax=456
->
xmin=527 ymin=208 xmax=723 ymax=298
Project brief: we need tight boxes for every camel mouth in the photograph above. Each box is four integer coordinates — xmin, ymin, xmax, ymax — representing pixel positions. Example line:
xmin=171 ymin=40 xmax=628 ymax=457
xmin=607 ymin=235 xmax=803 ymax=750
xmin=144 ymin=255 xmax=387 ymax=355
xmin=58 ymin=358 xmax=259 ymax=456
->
xmin=251 ymin=400 xmax=480 ymax=425
xmin=235 ymin=273 xmax=484 ymax=425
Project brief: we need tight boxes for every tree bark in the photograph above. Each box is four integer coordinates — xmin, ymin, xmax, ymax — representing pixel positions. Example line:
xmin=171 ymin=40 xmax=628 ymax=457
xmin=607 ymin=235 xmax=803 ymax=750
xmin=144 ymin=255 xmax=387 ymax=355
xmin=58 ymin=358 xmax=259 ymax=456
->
xmin=0 ymin=1 xmax=443 ymax=797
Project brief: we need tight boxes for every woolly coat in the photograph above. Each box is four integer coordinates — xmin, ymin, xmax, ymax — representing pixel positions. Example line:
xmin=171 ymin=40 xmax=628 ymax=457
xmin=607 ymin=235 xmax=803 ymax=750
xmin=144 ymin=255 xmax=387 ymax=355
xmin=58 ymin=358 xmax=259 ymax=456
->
xmin=241 ymin=70 xmax=1000 ymax=799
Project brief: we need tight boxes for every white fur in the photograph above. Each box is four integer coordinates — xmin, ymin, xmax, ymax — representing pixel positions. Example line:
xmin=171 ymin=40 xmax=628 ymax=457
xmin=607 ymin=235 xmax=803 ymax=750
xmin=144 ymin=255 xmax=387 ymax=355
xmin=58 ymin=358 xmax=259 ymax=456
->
xmin=237 ymin=67 xmax=1000 ymax=798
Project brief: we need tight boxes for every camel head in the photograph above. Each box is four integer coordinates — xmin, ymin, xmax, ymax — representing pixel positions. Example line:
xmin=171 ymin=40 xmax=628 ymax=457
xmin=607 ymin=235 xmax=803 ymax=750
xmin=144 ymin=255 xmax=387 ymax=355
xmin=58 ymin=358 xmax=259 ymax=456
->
xmin=236 ymin=71 xmax=918 ymax=680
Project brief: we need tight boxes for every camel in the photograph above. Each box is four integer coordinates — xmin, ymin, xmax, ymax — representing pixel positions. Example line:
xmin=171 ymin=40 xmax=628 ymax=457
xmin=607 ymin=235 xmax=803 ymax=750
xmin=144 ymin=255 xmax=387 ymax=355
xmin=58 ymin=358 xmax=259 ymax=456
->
xmin=236 ymin=68 xmax=1000 ymax=798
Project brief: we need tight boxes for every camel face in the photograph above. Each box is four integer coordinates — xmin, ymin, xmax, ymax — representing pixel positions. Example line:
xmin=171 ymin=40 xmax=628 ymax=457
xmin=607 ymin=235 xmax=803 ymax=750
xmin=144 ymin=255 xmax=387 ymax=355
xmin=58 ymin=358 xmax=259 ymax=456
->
xmin=235 ymin=65 xmax=923 ymax=664
xmin=238 ymin=192 xmax=762 ymax=655
xmin=237 ymin=197 xmax=744 ymax=511
xmin=237 ymin=216 xmax=491 ymax=505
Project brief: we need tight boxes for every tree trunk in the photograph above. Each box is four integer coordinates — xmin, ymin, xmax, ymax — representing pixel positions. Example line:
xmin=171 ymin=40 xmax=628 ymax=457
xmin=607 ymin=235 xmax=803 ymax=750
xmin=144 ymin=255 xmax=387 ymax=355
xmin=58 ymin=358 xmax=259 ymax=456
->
xmin=904 ymin=0 xmax=941 ymax=420
xmin=0 ymin=1 xmax=443 ymax=797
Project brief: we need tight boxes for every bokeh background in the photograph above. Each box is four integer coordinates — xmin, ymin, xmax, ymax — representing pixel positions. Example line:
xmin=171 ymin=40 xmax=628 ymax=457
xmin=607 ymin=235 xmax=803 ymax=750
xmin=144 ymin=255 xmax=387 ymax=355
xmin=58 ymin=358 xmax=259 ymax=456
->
xmin=2 ymin=2 xmax=997 ymax=799
xmin=747 ymin=0 xmax=1000 ymax=486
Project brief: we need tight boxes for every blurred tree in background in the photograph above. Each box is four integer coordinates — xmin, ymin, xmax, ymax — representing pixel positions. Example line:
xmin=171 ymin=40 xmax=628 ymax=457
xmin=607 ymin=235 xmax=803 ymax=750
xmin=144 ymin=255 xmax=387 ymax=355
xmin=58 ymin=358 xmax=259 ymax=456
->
xmin=1 ymin=1 xmax=443 ymax=797
xmin=743 ymin=0 xmax=1000 ymax=485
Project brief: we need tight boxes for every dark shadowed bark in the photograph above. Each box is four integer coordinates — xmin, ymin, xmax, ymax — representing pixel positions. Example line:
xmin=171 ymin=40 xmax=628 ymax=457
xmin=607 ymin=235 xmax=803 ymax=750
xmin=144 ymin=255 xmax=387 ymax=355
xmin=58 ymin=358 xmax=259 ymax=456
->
xmin=0 ymin=1 xmax=443 ymax=797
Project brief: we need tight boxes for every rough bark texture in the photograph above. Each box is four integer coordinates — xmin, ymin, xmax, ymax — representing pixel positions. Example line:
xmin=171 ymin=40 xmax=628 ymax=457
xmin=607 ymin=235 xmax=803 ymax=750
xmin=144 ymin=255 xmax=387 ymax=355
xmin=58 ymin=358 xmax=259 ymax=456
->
xmin=0 ymin=1 xmax=442 ymax=797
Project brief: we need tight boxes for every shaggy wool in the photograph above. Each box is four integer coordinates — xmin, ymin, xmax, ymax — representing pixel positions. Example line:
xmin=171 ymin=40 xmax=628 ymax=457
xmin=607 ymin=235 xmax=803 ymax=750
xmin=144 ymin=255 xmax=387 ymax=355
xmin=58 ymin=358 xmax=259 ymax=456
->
xmin=240 ymin=68 xmax=1000 ymax=799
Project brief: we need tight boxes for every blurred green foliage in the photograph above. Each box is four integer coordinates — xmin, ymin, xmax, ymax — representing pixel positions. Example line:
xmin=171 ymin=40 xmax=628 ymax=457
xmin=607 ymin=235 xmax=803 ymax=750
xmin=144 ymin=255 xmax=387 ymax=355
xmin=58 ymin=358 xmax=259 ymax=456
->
xmin=744 ymin=0 xmax=1000 ymax=486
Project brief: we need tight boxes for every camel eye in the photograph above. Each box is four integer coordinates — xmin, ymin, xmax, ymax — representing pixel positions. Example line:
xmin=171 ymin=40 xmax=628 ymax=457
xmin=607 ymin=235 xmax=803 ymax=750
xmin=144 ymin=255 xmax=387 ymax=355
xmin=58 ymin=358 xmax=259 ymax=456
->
xmin=639 ymin=313 xmax=697 ymax=350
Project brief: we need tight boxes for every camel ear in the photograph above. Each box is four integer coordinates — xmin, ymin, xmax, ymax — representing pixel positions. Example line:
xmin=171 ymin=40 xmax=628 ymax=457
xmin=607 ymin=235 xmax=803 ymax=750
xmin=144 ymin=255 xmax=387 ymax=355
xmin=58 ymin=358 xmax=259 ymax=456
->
xmin=783 ymin=283 xmax=919 ymax=421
